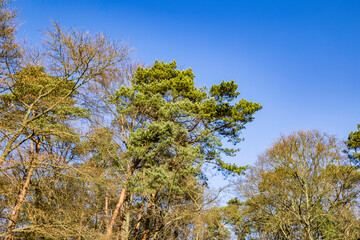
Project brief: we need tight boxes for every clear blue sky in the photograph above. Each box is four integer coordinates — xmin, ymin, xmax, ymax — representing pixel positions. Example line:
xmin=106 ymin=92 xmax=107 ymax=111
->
xmin=14 ymin=0 xmax=360 ymax=190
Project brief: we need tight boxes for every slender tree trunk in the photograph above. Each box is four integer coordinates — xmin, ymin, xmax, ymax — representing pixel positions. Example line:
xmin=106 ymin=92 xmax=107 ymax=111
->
xmin=4 ymin=139 xmax=39 ymax=240
xmin=4 ymin=164 xmax=35 ymax=239
xmin=142 ymin=194 xmax=155 ymax=240
xmin=135 ymin=212 xmax=143 ymax=231
xmin=115 ymin=219 xmax=122 ymax=240
xmin=105 ymin=194 xmax=109 ymax=223
xmin=114 ymin=203 xmax=126 ymax=240
xmin=119 ymin=194 xmax=132 ymax=240
xmin=115 ymin=210 xmax=130 ymax=240
xmin=133 ymin=210 xmax=144 ymax=240
xmin=105 ymin=187 xmax=127 ymax=239
xmin=122 ymin=211 xmax=130 ymax=239
xmin=105 ymin=162 xmax=140 ymax=239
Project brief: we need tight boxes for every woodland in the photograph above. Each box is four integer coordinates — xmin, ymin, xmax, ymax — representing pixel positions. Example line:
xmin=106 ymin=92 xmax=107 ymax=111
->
xmin=0 ymin=1 xmax=360 ymax=239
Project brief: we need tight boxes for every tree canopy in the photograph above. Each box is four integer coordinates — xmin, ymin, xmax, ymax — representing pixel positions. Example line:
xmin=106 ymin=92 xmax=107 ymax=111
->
xmin=103 ymin=60 xmax=262 ymax=238
xmin=1 ymin=1 xmax=359 ymax=239
xmin=225 ymin=130 xmax=360 ymax=240
xmin=0 ymin=1 xmax=263 ymax=238
xmin=346 ymin=124 xmax=360 ymax=167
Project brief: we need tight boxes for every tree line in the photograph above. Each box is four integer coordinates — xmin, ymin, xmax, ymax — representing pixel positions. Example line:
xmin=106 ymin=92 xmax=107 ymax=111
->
xmin=0 ymin=1 xmax=359 ymax=239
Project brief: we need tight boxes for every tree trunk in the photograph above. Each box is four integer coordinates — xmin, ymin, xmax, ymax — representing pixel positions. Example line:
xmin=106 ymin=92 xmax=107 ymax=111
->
xmin=105 ymin=161 xmax=140 ymax=239
xmin=141 ymin=194 xmax=156 ymax=240
xmin=4 ymin=164 xmax=35 ymax=239
xmin=133 ymin=210 xmax=144 ymax=240
xmin=119 ymin=194 xmax=132 ymax=240
xmin=4 ymin=139 xmax=38 ymax=240
xmin=105 ymin=187 xmax=127 ymax=239
xmin=105 ymin=194 xmax=109 ymax=225
xmin=115 ymin=210 xmax=130 ymax=240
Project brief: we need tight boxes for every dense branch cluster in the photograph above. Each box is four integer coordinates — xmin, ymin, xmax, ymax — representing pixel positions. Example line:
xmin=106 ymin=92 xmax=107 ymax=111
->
xmin=223 ymin=131 xmax=360 ymax=239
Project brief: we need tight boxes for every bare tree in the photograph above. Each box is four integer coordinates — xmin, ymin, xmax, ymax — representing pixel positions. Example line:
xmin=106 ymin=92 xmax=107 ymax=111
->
xmin=0 ymin=5 xmax=131 ymax=237
xmin=226 ymin=130 xmax=360 ymax=240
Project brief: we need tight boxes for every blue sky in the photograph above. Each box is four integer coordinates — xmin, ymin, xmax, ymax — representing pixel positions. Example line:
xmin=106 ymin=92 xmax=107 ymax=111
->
xmin=14 ymin=0 xmax=360 ymax=189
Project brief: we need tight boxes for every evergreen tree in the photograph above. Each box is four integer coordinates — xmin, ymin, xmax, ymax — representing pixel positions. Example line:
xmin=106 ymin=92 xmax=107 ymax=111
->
xmin=105 ymin=60 xmax=262 ymax=238
xmin=345 ymin=124 xmax=360 ymax=166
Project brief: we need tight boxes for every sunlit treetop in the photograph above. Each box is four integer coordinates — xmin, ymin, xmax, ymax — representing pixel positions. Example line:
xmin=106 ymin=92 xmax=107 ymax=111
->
xmin=113 ymin=60 xmax=262 ymax=175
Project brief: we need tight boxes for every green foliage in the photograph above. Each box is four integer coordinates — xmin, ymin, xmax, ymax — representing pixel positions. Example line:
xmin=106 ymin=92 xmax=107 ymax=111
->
xmin=0 ymin=3 xmax=262 ymax=237
xmin=345 ymin=124 xmax=360 ymax=166
xmin=0 ymin=66 xmax=89 ymax=142
xmin=104 ymin=60 xmax=261 ymax=238
xmin=113 ymin=60 xmax=262 ymax=176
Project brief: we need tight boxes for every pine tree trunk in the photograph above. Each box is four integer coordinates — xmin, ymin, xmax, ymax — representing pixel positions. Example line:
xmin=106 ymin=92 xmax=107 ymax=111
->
xmin=105 ymin=161 xmax=140 ymax=239
xmin=4 ymin=140 xmax=37 ymax=240
xmin=4 ymin=164 xmax=35 ymax=239
xmin=119 ymin=195 xmax=131 ymax=240
xmin=4 ymin=139 xmax=40 ymax=239
xmin=105 ymin=187 xmax=127 ymax=239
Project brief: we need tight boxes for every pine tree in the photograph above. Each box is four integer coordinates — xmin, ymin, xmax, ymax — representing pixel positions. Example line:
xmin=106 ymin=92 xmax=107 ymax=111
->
xmin=105 ymin=60 xmax=262 ymax=238
xmin=345 ymin=124 xmax=360 ymax=166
